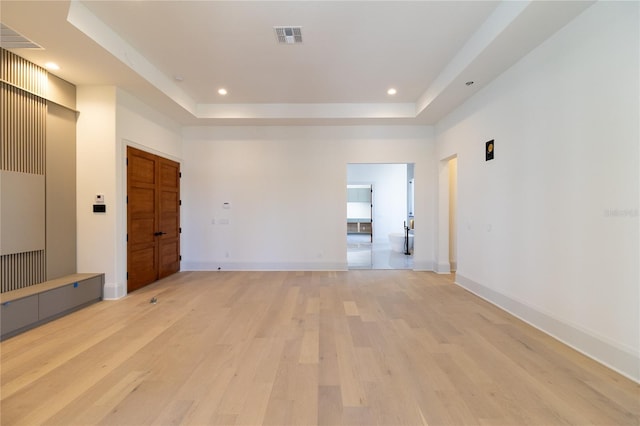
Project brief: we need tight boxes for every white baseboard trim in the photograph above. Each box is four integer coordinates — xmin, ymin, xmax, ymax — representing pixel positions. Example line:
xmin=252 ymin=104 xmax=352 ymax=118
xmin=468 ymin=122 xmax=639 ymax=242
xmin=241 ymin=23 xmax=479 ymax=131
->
xmin=103 ymin=281 xmax=126 ymax=300
xmin=185 ymin=260 xmax=439 ymax=273
xmin=456 ymin=274 xmax=640 ymax=383
xmin=412 ymin=260 xmax=434 ymax=271
xmin=182 ymin=261 xmax=348 ymax=272
xmin=435 ymin=261 xmax=451 ymax=274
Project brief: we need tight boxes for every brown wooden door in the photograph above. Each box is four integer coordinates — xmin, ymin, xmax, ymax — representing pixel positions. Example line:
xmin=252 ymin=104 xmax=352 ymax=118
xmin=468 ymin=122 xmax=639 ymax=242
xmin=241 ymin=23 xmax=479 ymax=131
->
xmin=157 ymin=157 xmax=181 ymax=279
xmin=127 ymin=147 xmax=180 ymax=292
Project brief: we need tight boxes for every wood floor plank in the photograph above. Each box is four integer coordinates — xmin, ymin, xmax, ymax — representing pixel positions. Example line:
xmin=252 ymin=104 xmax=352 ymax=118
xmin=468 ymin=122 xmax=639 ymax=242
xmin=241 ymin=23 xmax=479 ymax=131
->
xmin=290 ymin=364 xmax=319 ymax=425
xmin=317 ymin=385 xmax=343 ymax=426
xmin=299 ymin=329 xmax=320 ymax=364
xmin=333 ymin=319 xmax=368 ymax=407
xmin=318 ymin=312 xmax=341 ymax=387
xmin=1 ymin=270 xmax=638 ymax=426
xmin=151 ymin=399 xmax=195 ymax=426
xmin=178 ymin=366 xmax=236 ymax=425
xmin=235 ymin=382 xmax=274 ymax=426
xmin=261 ymin=397 xmax=293 ymax=426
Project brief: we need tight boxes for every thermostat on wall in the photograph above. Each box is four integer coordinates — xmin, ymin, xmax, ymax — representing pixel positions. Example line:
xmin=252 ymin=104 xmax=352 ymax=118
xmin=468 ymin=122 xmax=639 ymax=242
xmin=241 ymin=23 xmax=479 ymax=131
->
xmin=93 ymin=204 xmax=106 ymax=213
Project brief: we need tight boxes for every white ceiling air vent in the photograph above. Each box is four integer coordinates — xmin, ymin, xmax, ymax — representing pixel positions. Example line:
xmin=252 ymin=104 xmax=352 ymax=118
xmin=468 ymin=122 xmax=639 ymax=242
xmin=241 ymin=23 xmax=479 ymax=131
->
xmin=274 ymin=26 xmax=302 ymax=44
xmin=0 ymin=23 xmax=43 ymax=49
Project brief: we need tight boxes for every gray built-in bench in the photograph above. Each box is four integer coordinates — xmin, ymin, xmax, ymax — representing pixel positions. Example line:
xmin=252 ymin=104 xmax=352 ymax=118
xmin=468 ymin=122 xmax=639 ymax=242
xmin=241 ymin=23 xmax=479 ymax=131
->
xmin=0 ymin=273 xmax=104 ymax=340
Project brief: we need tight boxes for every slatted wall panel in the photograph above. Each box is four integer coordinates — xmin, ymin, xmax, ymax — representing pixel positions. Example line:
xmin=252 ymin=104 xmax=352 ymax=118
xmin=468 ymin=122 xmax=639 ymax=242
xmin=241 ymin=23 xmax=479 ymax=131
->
xmin=1 ymin=84 xmax=46 ymax=173
xmin=0 ymin=252 xmax=46 ymax=293
xmin=0 ymin=48 xmax=47 ymax=96
xmin=1 ymin=48 xmax=47 ymax=292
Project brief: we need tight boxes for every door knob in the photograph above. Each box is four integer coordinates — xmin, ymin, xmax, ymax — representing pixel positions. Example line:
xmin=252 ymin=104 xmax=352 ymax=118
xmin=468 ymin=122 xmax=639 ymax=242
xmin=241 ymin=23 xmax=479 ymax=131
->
xmin=154 ymin=231 xmax=167 ymax=236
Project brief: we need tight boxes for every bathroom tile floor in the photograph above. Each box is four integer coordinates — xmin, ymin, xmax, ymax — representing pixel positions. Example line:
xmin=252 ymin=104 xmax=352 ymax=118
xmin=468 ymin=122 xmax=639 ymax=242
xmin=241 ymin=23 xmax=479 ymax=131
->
xmin=347 ymin=233 xmax=414 ymax=270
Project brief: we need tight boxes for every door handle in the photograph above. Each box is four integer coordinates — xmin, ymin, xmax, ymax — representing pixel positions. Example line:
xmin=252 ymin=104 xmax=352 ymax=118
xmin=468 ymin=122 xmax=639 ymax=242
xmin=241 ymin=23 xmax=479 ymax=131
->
xmin=154 ymin=231 xmax=167 ymax=236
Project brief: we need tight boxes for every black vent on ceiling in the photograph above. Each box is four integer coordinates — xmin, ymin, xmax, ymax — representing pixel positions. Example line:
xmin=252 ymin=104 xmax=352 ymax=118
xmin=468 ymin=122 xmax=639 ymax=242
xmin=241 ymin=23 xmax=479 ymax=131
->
xmin=0 ymin=23 xmax=43 ymax=49
xmin=274 ymin=27 xmax=303 ymax=44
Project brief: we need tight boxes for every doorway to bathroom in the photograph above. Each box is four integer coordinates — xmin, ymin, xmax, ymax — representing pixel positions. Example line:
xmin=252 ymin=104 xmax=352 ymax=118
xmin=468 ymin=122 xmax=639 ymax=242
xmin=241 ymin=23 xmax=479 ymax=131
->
xmin=346 ymin=163 xmax=414 ymax=270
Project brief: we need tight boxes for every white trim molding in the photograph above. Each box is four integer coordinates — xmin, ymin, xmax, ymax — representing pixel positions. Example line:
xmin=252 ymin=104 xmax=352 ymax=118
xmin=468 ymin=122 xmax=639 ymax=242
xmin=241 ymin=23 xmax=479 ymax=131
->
xmin=182 ymin=261 xmax=348 ymax=272
xmin=456 ymin=274 xmax=640 ymax=383
xmin=102 ymin=280 xmax=126 ymax=300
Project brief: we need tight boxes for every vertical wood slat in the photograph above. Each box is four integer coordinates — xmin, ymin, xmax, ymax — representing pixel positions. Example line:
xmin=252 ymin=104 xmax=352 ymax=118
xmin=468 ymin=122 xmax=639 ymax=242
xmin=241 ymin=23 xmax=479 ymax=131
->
xmin=0 ymin=85 xmax=45 ymax=174
xmin=1 ymin=48 xmax=48 ymax=292
xmin=1 ymin=47 xmax=47 ymax=175
xmin=0 ymin=251 xmax=46 ymax=293
xmin=0 ymin=48 xmax=47 ymax=97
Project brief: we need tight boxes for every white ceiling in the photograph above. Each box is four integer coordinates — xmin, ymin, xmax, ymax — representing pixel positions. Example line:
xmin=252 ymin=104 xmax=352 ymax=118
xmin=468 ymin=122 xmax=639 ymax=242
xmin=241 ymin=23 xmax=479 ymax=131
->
xmin=0 ymin=0 xmax=593 ymax=126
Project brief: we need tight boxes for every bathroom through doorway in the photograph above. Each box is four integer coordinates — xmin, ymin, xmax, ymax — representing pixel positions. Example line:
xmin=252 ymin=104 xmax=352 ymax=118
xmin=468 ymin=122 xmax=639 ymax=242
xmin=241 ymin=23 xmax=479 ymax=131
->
xmin=346 ymin=163 xmax=414 ymax=270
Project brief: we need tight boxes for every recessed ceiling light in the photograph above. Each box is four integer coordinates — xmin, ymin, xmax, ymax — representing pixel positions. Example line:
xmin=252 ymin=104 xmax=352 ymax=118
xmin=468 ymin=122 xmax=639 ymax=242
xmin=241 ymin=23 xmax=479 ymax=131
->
xmin=387 ymin=88 xmax=397 ymax=95
xmin=218 ymin=88 xmax=228 ymax=96
xmin=174 ymin=75 xmax=184 ymax=82
xmin=44 ymin=62 xmax=60 ymax=70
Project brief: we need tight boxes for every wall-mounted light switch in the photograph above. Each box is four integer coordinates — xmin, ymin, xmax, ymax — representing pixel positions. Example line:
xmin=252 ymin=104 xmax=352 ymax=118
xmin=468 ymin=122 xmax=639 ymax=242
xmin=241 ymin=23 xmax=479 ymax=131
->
xmin=95 ymin=194 xmax=105 ymax=204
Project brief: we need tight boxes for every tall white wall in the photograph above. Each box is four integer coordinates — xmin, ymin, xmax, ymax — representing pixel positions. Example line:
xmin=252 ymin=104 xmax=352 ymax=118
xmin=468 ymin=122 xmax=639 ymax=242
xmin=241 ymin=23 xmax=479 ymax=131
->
xmin=435 ymin=2 xmax=639 ymax=381
xmin=347 ymin=163 xmax=408 ymax=244
xmin=181 ymin=126 xmax=435 ymax=271
xmin=77 ymin=86 xmax=182 ymax=299
xmin=77 ymin=86 xmax=117 ymax=291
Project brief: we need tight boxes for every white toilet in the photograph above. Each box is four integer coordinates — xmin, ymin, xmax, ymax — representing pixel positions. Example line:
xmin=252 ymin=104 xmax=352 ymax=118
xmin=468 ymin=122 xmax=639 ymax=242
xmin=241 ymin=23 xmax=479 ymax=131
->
xmin=389 ymin=231 xmax=414 ymax=253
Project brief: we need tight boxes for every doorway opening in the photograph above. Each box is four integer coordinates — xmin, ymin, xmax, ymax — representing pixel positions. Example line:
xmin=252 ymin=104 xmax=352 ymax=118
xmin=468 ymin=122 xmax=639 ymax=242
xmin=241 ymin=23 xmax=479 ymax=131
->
xmin=437 ymin=155 xmax=457 ymax=276
xmin=448 ymin=157 xmax=458 ymax=272
xmin=347 ymin=184 xmax=373 ymax=268
xmin=346 ymin=163 xmax=414 ymax=270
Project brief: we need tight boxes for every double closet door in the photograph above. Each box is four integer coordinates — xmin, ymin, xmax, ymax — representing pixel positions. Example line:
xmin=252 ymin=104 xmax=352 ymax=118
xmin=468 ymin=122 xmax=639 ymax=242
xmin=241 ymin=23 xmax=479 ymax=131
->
xmin=127 ymin=146 xmax=180 ymax=293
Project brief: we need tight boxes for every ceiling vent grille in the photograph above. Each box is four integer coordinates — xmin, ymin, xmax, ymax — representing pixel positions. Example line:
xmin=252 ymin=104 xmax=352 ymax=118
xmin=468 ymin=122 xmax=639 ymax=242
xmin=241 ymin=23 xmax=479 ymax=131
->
xmin=0 ymin=23 xmax=43 ymax=49
xmin=274 ymin=26 xmax=302 ymax=44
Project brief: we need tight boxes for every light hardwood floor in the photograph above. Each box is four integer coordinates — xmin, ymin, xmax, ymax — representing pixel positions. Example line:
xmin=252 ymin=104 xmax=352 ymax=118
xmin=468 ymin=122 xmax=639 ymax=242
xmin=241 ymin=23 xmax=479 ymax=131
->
xmin=1 ymin=271 xmax=638 ymax=425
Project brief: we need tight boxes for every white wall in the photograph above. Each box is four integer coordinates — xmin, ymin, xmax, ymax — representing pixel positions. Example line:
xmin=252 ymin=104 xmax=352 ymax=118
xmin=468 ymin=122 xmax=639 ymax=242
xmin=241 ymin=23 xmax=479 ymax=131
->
xmin=77 ymin=86 xmax=182 ymax=299
xmin=77 ymin=86 xmax=118 ymax=291
xmin=181 ymin=126 xmax=435 ymax=271
xmin=347 ymin=164 xmax=408 ymax=244
xmin=116 ymin=89 xmax=183 ymax=161
xmin=435 ymin=2 xmax=639 ymax=381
